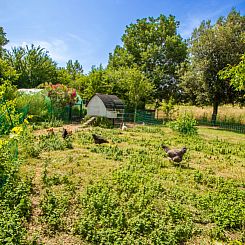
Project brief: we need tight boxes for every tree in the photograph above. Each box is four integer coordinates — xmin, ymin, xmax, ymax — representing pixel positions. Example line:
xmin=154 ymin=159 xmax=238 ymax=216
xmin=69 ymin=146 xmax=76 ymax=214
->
xmin=56 ymin=67 xmax=73 ymax=85
xmin=66 ymin=59 xmax=83 ymax=81
xmin=0 ymin=27 xmax=9 ymax=57
xmin=108 ymin=14 xmax=187 ymax=102
xmin=107 ymin=67 xmax=154 ymax=111
xmin=83 ymin=65 xmax=111 ymax=100
xmin=219 ymin=52 xmax=245 ymax=92
xmin=181 ymin=9 xmax=245 ymax=122
xmin=5 ymin=44 xmax=58 ymax=88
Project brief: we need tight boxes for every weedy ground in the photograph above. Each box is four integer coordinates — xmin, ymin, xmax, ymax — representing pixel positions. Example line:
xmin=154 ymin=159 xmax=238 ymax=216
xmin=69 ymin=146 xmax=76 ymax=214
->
xmin=19 ymin=125 xmax=245 ymax=244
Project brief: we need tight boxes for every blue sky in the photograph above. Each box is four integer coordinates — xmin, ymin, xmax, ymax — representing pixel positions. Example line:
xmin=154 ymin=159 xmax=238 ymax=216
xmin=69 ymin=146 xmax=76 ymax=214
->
xmin=1 ymin=0 xmax=245 ymax=73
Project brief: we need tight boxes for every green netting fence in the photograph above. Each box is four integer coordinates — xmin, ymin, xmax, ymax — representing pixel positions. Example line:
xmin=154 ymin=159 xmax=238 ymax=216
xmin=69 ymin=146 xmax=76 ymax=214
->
xmin=123 ymin=110 xmax=162 ymax=125
xmin=16 ymin=101 xmax=84 ymax=124
xmin=47 ymin=103 xmax=84 ymax=122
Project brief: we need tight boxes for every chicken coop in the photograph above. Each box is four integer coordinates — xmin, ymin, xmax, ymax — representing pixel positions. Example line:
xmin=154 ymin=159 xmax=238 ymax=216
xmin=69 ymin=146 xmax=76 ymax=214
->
xmin=86 ymin=93 xmax=125 ymax=126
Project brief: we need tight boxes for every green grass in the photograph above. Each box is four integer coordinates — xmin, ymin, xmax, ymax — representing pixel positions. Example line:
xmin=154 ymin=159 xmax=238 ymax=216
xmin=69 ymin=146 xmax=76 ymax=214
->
xmin=18 ymin=125 xmax=245 ymax=244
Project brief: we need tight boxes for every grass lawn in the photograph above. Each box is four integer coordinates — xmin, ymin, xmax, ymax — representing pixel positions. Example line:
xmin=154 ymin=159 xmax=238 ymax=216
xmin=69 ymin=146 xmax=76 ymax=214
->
xmin=19 ymin=124 xmax=245 ymax=244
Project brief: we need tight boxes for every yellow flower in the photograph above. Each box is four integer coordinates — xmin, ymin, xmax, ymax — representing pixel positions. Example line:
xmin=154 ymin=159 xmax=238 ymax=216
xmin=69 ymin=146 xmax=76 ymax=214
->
xmin=24 ymin=118 xmax=29 ymax=124
xmin=11 ymin=126 xmax=23 ymax=135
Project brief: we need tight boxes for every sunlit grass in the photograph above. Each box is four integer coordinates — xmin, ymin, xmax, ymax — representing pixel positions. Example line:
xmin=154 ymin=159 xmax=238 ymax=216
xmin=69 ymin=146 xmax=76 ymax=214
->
xmin=19 ymin=124 xmax=245 ymax=244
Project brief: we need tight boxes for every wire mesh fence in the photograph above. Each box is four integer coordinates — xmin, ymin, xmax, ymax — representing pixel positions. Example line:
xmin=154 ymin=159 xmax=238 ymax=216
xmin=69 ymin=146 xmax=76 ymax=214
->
xmin=197 ymin=119 xmax=245 ymax=134
xmin=123 ymin=110 xmax=245 ymax=134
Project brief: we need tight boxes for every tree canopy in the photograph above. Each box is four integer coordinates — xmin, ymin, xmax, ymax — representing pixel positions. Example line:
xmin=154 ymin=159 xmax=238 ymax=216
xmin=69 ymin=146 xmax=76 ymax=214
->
xmin=5 ymin=44 xmax=58 ymax=88
xmin=219 ymin=52 xmax=245 ymax=92
xmin=1 ymin=10 xmax=245 ymax=120
xmin=0 ymin=27 xmax=8 ymax=57
xmin=180 ymin=9 xmax=245 ymax=121
xmin=108 ymin=14 xmax=187 ymax=102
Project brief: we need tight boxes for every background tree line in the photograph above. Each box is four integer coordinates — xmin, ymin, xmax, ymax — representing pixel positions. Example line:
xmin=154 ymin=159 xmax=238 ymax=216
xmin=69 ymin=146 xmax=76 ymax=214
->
xmin=0 ymin=9 xmax=244 ymax=121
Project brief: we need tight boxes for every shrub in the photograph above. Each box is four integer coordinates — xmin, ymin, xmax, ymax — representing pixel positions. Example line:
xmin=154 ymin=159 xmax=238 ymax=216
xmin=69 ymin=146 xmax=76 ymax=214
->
xmin=0 ymin=82 xmax=23 ymax=135
xmin=168 ymin=113 xmax=198 ymax=135
xmin=160 ymin=97 xmax=177 ymax=121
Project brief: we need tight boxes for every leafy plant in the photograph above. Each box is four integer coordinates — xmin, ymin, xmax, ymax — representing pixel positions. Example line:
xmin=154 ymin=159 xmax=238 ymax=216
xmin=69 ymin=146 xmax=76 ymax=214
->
xmin=160 ymin=97 xmax=177 ymax=121
xmin=168 ymin=113 xmax=198 ymax=135
xmin=40 ymin=190 xmax=69 ymax=233
xmin=0 ymin=136 xmax=32 ymax=244
xmin=0 ymin=81 xmax=23 ymax=135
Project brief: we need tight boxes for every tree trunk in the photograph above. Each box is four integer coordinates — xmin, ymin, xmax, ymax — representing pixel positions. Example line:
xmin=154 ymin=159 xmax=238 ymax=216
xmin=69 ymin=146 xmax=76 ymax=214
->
xmin=211 ymin=100 xmax=219 ymax=125
xmin=134 ymin=104 xmax=137 ymax=124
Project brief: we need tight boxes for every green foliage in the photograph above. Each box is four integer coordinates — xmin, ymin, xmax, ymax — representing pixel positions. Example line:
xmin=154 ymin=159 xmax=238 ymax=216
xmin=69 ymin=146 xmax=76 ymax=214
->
xmin=66 ymin=59 xmax=83 ymax=81
xmin=160 ymin=97 xmax=177 ymax=121
xmin=32 ymin=118 xmax=64 ymax=130
xmin=76 ymin=154 xmax=193 ymax=244
xmin=20 ymin=128 xmax=73 ymax=158
xmin=0 ymin=81 xmax=23 ymax=135
xmin=192 ymin=177 xmax=245 ymax=241
xmin=219 ymin=53 xmax=245 ymax=92
xmin=108 ymin=14 xmax=187 ymax=102
xmin=93 ymin=116 xmax=113 ymax=128
xmin=5 ymin=44 xmax=57 ymax=88
xmin=181 ymin=9 xmax=245 ymax=120
xmin=0 ymin=27 xmax=8 ymax=57
xmin=107 ymin=67 xmax=154 ymax=110
xmin=90 ymin=145 xmax=125 ymax=161
xmin=0 ymin=58 xmax=18 ymax=83
xmin=82 ymin=65 xmax=111 ymax=100
xmin=40 ymin=190 xmax=70 ymax=233
xmin=0 ymin=137 xmax=32 ymax=244
xmin=168 ymin=113 xmax=198 ymax=135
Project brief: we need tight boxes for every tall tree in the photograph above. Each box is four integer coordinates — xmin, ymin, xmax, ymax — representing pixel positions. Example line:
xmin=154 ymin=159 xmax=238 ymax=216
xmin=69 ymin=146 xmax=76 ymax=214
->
xmin=181 ymin=9 xmax=245 ymax=122
xmin=83 ymin=65 xmax=111 ymax=100
xmin=56 ymin=67 xmax=73 ymax=85
xmin=0 ymin=27 xmax=9 ymax=57
xmin=5 ymin=44 xmax=58 ymax=88
xmin=108 ymin=14 xmax=187 ymax=102
xmin=66 ymin=59 xmax=83 ymax=81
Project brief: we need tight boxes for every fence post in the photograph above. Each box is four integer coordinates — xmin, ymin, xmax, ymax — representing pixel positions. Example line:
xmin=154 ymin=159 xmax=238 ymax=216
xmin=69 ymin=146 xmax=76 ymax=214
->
xmin=68 ymin=103 xmax=72 ymax=122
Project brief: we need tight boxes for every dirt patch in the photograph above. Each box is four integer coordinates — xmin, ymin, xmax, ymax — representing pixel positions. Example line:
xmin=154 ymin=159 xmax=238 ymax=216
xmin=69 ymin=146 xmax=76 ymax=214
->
xmin=33 ymin=124 xmax=85 ymax=136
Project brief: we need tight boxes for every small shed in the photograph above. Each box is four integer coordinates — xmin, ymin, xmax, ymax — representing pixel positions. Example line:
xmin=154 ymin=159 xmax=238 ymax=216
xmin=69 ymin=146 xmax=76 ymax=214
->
xmin=87 ymin=93 xmax=124 ymax=119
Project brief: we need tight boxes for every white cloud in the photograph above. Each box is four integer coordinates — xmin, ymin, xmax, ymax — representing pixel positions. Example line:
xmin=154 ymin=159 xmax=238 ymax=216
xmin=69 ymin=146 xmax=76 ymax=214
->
xmin=6 ymin=39 xmax=69 ymax=64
